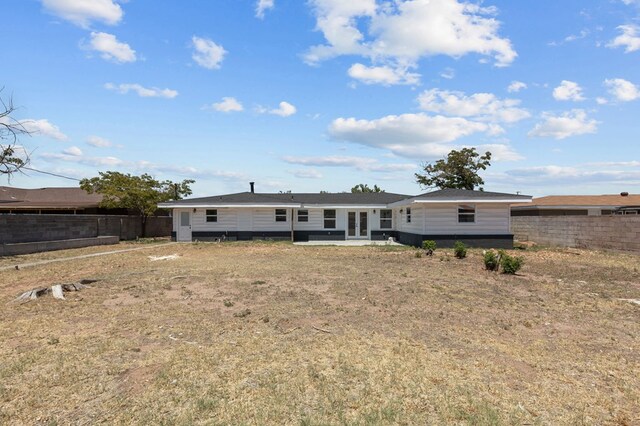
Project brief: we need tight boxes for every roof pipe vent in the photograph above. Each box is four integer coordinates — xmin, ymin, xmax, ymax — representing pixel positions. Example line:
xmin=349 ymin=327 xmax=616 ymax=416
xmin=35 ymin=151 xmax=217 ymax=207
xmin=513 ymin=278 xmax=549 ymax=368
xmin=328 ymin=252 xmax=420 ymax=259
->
xmin=621 ymin=192 xmax=629 ymax=196
xmin=250 ymin=182 xmax=255 ymax=193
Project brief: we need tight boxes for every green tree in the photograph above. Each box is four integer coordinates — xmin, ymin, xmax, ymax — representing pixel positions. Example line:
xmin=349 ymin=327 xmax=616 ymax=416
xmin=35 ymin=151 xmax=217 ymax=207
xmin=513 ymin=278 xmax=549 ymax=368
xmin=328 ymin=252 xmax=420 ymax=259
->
xmin=351 ymin=183 xmax=385 ymax=193
xmin=415 ymin=148 xmax=491 ymax=190
xmin=80 ymin=171 xmax=194 ymax=235
xmin=1 ymin=91 xmax=30 ymax=178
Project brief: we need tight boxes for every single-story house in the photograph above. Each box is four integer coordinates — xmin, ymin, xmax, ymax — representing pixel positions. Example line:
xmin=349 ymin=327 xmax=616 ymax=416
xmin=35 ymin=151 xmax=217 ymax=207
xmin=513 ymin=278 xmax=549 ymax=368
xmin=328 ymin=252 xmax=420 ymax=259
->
xmin=511 ymin=192 xmax=640 ymax=217
xmin=159 ymin=185 xmax=532 ymax=248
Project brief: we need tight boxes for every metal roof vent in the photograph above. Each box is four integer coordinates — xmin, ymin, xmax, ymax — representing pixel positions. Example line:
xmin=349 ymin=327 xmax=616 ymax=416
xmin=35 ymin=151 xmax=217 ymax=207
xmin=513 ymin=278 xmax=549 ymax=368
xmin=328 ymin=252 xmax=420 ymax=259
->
xmin=250 ymin=182 xmax=255 ymax=193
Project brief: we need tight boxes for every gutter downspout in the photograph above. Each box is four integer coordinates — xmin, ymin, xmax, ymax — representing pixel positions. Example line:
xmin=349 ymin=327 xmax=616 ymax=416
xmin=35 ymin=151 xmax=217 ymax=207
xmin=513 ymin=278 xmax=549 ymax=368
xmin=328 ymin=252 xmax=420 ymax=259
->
xmin=290 ymin=208 xmax=294 ymax=242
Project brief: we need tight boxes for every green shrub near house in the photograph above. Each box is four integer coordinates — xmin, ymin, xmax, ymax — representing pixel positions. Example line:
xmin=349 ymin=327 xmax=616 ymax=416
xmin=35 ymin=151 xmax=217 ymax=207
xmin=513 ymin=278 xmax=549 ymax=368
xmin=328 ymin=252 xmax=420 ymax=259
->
xmin=422 ymin=240 xmax=436 ymax=256
xmin=453 ymin=241 xmax=467 ymax=259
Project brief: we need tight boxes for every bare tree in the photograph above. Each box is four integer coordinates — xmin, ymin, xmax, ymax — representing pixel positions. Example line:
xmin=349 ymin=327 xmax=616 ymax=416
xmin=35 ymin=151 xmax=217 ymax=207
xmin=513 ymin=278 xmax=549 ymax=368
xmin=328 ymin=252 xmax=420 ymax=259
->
xmin=0 ymin=89 xmax=30 ymax=178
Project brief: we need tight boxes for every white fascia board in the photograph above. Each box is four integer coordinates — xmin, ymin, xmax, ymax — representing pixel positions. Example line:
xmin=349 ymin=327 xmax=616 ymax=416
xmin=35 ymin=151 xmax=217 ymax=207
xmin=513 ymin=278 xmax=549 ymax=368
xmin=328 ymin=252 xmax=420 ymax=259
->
xmin=300 ymin=204 xmax=389 ymax=209
xmin=390 ymin=198 xmax=531 ymax=207
xmin=159 ymin=203 xmax=300 ymax=209
xmin=512 ymin=204 xmax=612 ymax=210
xmin=412 ymin=199 xmax=532 ymax=204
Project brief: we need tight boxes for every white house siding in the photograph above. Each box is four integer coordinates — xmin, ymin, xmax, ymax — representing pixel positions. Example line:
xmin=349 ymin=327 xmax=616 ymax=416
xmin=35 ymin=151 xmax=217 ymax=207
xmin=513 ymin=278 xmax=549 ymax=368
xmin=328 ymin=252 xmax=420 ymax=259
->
xmin=395 ymin=206 xmax=425 ymax=234
xmin=252 ymin=208 xmax=291 ymax=232
xmin=368 ymin=208 xmax=396 ymax=231
xmin=293 ymin=208 xmax=323 ymax=231
xmin=190 ymin=208 xmax=239 ymax=232
xmin=423 ymin=203 xmax=510 ymax=235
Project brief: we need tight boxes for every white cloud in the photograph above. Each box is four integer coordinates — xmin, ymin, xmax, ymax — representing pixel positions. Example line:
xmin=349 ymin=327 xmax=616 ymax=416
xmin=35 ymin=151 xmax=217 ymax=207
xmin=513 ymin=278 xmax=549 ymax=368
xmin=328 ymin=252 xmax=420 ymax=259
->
xmin=440 ymin=67 xmax=455 ymax=80
xmin=104 ymin=83 xmax=178 ymax=99
xmin=528 ymin=109 xmax=597 ymax=140
xmin=477 ymin=144 xmax=523 ymax=161
xmin=41 ymin=0 xmax=123 ymax=28
xmin=290 ymin=169 xmax=324 ymax=179
xmin=347 ymin=63 xmax=420 ymax=86
xmin=328 ymin=113 xmax=500 ymax=158
xmin=417 ymin=89 xmax=530 ymax=123
xmin=86 ymin=135 xmax=112 ymax=148
xmin=263 ymin=101 xmax=297 ymax=117
xmin=305 ymin=0 xmax=516 ymax=72
xmin=552 ymin=80 xmax=585 ymax=101
xmin=507 ymin=81 xmax=527 ymax=93
xmin=40 ymin=150 xmax=246 ymax=181
xmin=87 ymin=32 xmax=136 ymax=63
xmin=503 ymin=164 xmax=640 ymax=187
xmin=19 ymin=119 xmax=69 ymax=141
xmin=604 ymin=78 xmax=640 ymax=102
xmin=548 ymin=29 xmax=589 ymax=46
xmin=191 ymin=36 xmax=227 ymax=70
xmin=282 ymin=155 xmax=416 ymax=172
xmin=41 ymin=152 xmax=124 ymax=167
xmin=62 ymin=146 xmax=83 ymax=156
xmin=608 ymin=25 xmax=640 ymax=53
xmin=206 ymin=97 xmax=244 ymax=112
xmin=256 ymin=0 xmax=274 ymax=19
xmin=596 ymin=97 xmax=608 ymax=105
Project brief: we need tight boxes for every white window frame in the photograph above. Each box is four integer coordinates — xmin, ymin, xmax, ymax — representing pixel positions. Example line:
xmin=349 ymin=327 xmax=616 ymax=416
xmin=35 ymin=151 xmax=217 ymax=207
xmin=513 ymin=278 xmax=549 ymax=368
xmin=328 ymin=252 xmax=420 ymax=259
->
xmin=297 ymin=209 xmax=309 ymax=222
xmin=458 ymin=204 xmax=476 ymax=223
xmin=380 ymin=209 xmax=392 ymax=229
xmin=205 ymin=209 xmax=218 ymax=223
xmin=275 ymin=209 xmax=287 ymax=222
xmin=323 ymin=209 xmax=336 ymax=229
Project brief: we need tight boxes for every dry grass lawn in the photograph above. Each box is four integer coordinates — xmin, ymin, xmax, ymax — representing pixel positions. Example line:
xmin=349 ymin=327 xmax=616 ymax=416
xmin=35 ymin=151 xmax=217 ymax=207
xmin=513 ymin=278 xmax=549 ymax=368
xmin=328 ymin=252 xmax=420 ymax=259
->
xmin=1 ymin=241 xmax=639 ymax=425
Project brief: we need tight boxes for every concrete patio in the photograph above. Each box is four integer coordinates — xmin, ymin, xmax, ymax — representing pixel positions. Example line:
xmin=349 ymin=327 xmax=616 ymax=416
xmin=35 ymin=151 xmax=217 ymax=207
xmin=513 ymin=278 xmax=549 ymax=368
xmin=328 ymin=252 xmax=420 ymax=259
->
xmin=293 ymin=239 xmax=404 ymax=246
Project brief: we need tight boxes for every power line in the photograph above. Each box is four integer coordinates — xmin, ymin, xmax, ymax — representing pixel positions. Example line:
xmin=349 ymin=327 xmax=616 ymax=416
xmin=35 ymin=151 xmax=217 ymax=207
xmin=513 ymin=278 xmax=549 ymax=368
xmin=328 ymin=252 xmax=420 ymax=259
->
xmin=22 ymin=167 xmax=81 ymax=182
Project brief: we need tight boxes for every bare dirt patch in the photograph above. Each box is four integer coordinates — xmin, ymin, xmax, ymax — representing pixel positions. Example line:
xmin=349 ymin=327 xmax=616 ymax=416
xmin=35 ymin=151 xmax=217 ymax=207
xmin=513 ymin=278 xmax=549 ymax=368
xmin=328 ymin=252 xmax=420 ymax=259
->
xmin=1 ymin=242 xmax=639 ymax=424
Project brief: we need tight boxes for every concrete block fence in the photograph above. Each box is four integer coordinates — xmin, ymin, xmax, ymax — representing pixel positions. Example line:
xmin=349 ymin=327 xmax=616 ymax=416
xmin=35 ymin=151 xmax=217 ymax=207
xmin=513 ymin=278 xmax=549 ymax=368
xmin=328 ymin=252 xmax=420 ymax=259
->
xmin=512 ymin=216 xmax=640 ymax=253
xmin=0 ymin=214 xmax=172 ymax=245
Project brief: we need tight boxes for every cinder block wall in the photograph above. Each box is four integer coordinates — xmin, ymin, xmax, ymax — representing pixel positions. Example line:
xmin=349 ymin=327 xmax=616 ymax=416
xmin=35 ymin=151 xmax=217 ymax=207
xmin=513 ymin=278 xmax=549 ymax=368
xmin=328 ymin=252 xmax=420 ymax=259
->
xmin=0 ymin=215 xmax=172 ymax=244
xmin=512 ymin=216 xmax=640 ymax=252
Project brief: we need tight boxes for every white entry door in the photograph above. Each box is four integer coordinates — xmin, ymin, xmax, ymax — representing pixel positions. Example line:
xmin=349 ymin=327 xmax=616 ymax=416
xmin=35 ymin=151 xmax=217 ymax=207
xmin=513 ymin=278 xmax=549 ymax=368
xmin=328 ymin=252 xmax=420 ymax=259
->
xmin=347 ymin=210 xmax=368 ymax=239
xmin=177 ymin=211 xmax=192 ymax=242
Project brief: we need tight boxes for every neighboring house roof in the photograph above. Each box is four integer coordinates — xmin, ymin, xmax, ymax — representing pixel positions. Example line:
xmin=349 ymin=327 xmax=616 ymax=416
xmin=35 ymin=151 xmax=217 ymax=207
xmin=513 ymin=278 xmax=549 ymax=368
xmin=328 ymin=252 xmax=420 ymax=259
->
xmin=512 ymin=194 xmax=640 ymax=210
xmin=0 ymin=186 xmax=103 ymax=209
xmin=160 ymin=188 xmax=530 ymax=209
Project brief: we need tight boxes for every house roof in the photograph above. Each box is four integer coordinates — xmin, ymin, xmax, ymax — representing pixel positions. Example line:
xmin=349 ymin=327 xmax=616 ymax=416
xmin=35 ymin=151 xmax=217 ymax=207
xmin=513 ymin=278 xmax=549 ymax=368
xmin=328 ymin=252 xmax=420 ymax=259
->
xmin=389 ymin=188 xmax=532 ymax=206
xmin=413 ymin=188 xmax=531 ymax=200
xmin=0 ymin=186 xmax=103 ymax=209
xmin=160 ymin=191 xmax=411 ymax=208
xmin=512 ymin=194 xmax=640 ymax=209
xmin=160 ymin=188 xmax=530 ymax=208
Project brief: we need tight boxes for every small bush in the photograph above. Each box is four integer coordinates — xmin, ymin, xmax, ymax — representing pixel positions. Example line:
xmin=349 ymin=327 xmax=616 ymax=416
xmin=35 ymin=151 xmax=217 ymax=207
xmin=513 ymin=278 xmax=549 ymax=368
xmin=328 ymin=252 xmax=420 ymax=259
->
xmin=483 ymin=250 xmax=500 ymax=271
xmin=500 ymin=251 xmax=524 ymax=274
xmin=422 ymin=240 xmax=436 ymax=256
xmin=453 ymin=241 xmax=467 ymax=259
xmin=414 ymin=250 xmax=423 ymax=258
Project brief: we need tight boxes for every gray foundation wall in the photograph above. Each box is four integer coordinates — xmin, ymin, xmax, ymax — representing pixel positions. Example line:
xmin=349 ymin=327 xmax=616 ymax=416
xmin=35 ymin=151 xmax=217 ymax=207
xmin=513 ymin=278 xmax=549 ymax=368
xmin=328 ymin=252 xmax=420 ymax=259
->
xmin=397 ymin=232 xmax=514 ymax=249
xmin=0 ymin=214 xmax=172 ymax=244
xmin=511 ymin=216 xmax=640 ymax=252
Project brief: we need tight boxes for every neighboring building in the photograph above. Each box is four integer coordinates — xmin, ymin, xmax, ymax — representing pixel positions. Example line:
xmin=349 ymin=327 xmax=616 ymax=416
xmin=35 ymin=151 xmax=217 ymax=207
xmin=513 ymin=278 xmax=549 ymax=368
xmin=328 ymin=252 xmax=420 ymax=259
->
xmin=159 ymin=185 xmax=531 ymax=248
xmin=0 ymin=186 xmax=128 ymax=215
xmin=511 ymin=192 xmax=640 ymax=217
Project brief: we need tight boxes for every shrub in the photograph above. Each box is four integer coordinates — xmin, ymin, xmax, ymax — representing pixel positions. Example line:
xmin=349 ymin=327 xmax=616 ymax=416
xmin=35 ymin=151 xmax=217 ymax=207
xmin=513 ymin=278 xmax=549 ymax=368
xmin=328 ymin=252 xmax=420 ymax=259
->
xmin=414 ymin=250 xmax=423 ymax=258
xmin=500 ymin=251 xmax=524 ymax=274
xmin=453 ymin=241 xmax=467 ymax=259
xmin=422 ymin=240 xmax=436 ymax=256
xmin=483 ymin=250 xmax=500 ymax=271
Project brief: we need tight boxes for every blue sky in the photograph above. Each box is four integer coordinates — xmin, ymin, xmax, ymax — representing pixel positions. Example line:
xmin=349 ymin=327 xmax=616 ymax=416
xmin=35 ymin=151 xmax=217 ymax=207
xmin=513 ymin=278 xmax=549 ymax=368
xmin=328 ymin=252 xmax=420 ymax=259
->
xmin=2 ymin=0 xmax=640 ymax=196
